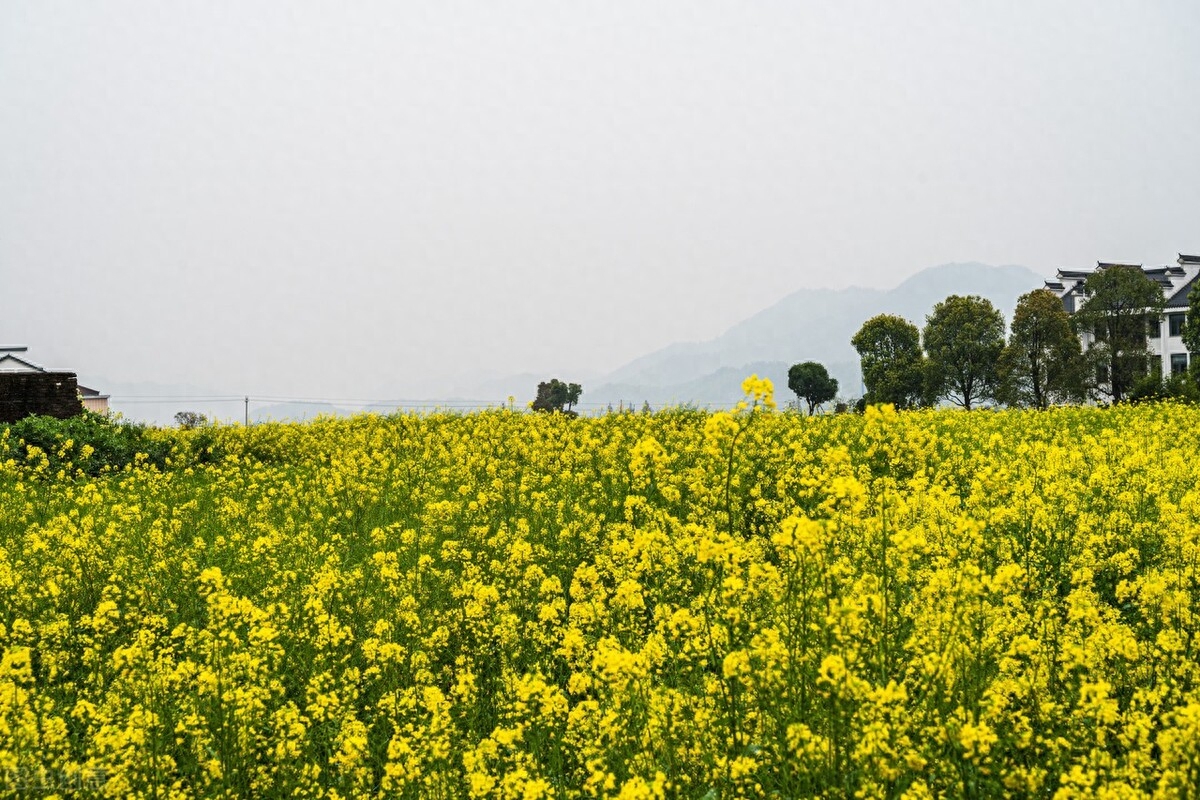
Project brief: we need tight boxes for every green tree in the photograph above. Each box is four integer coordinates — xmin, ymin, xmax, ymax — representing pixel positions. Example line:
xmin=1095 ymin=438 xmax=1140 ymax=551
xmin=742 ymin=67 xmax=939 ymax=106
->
xmin=996 ymin=289 xmax=1087 ymax=408
xmin=851 ymin=314 xmax=927 ymax=409
xmin=1180 ymin=281 xmax=1200 ymax=367
xmin=1072 ymin=265 xmax=1164 ymax=403
xmin=565 ymin=382 xmax=582 ymax=411
xmin=787 ymin=361 xmax=839 ymax=415
xmin=923 ymin=295 xmax=1005 ymax=410
xmin=532 ymin=379 xmax=583 ymax=413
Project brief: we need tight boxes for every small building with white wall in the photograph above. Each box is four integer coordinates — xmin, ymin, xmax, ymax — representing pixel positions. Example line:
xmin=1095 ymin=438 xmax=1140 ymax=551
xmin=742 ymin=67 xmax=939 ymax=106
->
xmin=0 ymin=346 xmax=46 ymax=373
xmin=0 ymin=346 xmax=109 ymax=414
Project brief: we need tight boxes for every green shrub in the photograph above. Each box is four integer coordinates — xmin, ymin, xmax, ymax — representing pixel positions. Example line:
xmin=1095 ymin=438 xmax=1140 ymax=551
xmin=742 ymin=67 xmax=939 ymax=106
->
xmin=1129 ymin=371 xmax=1200 ymax=404
xmin=1 ymin=412 xmax=172 ymax=475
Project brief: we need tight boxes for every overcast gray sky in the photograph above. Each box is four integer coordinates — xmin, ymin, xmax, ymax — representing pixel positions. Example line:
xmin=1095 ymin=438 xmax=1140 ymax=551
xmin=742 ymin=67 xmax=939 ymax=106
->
xmin=3 ymin=1 xmax=1199 ymax=400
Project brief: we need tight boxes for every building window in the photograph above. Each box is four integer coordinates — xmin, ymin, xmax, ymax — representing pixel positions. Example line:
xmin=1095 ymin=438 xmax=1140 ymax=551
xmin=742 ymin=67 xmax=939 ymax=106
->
xmin=1169 ymin=313 xmax=1186 ymax=337
xmin=1151 ymin=355 xmax=1163 ymax=376
xmin=1148 ymin=316 xmax=1161 ymax=338
xmin=1171 ymin=353 xmax=1189 ymax=374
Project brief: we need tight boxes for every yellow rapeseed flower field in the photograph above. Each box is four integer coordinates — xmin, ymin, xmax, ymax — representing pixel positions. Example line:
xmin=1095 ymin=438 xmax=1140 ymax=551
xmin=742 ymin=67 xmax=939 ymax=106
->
xmin=2 ymin=379 xmax=1200 ymax=798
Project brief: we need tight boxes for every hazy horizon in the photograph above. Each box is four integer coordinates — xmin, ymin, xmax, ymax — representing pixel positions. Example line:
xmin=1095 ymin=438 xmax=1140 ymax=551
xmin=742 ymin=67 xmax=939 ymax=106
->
xmin=4 ymin=3 xmax=1199 ymax=405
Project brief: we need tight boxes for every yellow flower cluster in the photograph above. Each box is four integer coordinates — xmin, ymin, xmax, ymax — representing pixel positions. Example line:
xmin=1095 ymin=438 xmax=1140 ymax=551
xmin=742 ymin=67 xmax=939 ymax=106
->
xmin=3 ymin=393 xmax=1200 ymax=797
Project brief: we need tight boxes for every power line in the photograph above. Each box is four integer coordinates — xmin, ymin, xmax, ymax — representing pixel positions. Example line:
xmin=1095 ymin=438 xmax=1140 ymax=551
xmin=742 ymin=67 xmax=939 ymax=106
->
xmin=108 ymin=396 xmax=244 ymax=404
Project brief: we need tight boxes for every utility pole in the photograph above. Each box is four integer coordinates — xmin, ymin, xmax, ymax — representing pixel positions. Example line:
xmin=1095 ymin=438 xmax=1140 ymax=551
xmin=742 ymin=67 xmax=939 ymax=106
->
xmin=244 ymin=396 xmax=249 ymax=426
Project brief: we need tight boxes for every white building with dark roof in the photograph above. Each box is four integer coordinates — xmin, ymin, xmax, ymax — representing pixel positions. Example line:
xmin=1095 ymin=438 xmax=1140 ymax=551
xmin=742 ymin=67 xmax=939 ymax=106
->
xmin=1043 ymin=255 xmax=1200 ymax=379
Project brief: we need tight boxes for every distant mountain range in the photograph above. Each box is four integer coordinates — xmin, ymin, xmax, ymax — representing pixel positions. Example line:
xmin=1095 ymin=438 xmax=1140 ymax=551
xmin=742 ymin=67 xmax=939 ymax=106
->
xmin=580 ymin=262 xmax=1043 ymax=409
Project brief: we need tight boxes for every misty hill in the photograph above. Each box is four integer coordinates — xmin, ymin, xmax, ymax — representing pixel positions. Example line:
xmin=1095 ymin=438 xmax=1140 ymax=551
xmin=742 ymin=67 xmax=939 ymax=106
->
xmin=586 ymin=262 xmax=1043 ymax=408
xmin=591 ymin=361 xmax=790 ymax=410
xmin=96 ymin=262 xmax=1044 ymax=421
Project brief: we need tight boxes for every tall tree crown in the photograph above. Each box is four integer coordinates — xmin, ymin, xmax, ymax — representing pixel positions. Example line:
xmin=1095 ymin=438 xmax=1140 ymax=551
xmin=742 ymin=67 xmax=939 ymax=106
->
xmin=923 ymin=295 xmax=1006 ymax=410
xmin=851 ymin=314 xmax=926 ymax=409
xmin=1072 ymin=265 xmax=1165 ymax=403
xmin=997 ymin=288 xmax=1086 ymax=408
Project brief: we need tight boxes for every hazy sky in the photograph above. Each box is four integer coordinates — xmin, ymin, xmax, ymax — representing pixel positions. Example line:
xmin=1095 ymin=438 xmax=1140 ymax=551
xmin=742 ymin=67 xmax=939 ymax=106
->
xmin=3 ymin=2 xmax=1199 ymax=399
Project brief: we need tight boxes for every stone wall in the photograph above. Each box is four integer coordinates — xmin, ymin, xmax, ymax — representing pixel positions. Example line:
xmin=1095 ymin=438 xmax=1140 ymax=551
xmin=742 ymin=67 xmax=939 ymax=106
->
xmin=0 ymin=372 xmax=84 ymax=423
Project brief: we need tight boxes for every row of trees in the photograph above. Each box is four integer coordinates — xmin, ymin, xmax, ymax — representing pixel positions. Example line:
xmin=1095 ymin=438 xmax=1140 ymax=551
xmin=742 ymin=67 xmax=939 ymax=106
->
xmin=853 ymin=291 xmax=1077 ymax=410
xmin=848 ymin=265 xmax=1197 ymax=411
xmin=536 ymin=266 xmax=1193 ymax=415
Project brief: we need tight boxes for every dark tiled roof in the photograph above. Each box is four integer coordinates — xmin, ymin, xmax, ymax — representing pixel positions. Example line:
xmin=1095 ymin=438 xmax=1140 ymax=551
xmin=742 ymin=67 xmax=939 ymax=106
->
xmin=1166 ymin=273 xmax=1200 ymax=308
xmin=1048 ymin=260 xmax=1198 ymax=305
xmin=1131 ymin=267 xmax=1176 ymax=287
